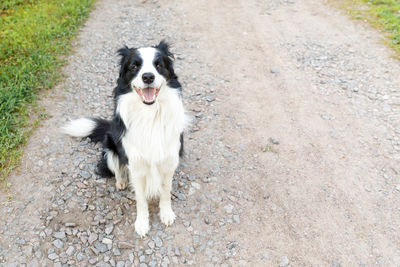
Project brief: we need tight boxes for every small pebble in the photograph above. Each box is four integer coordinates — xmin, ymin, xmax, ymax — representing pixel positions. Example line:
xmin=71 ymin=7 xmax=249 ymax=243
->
xmin=224 ymin=204 xmax=234 ymax=214
xmin=269 ymin=137 xmax=280 ymax=145
xmin=53 ymin=232 xmax=66 ymax=239
xmin=270 ymin=68 xmax=280 ymax=74
xmin=66 ymin=246 xmax=75 ymax=256
xmin=102 ymin=237 xmax=112 ymax=245
xmin=280 ymin=256 xmax=289 ymax=267
xmin=52 ymin=239 xmax=64 ymax=249
xmin=48 ymin=253 xmax=59 ymax=261
xmin=113 ymin=248 xmax=121 ymax=256
xmin=118 ymin=241 xmax=135 ymax=249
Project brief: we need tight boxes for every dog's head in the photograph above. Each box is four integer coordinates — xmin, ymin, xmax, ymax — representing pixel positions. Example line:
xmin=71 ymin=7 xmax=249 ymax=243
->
xmin=117 ymin=40 xmax=176 ymax=105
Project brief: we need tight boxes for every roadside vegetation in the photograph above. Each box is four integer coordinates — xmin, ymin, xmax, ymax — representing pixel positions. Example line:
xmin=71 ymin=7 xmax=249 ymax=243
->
xmin=334 ymin=0 xmax=400 ymax=57
xmin=0 ymin=0 xmax=95 ymax=186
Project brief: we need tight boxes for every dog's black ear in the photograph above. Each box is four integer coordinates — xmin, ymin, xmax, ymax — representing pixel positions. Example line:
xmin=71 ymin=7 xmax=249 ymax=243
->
xmin=117 ymin=45 xmax=131 ymax=57
xmin=156 ymin=40 xmax=177 ymax=82
xmin=156 ymin=40 xmax=174 ymax=60
xmin=117 ymin=46 xmax=134 ymax=77
xmin=117 ymin=46 xmax=131 ymax=66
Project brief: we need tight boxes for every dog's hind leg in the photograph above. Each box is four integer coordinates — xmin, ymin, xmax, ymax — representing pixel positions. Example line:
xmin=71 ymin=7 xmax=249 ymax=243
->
xmin=106 ymin=150 xmax=128 ymax=190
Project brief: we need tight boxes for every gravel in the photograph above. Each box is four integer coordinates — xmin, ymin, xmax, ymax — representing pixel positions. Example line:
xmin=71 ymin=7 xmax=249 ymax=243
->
xmin=224 ymin=204 xmax=234 ymax=214
xmin=102 ymin=238 xmax=113 ymax=245
xmin=94 ymin=241 xmax=109 ymax=253
xmin=65 ymin=222 xmax=76 ymax=227
xmin=269 ymin=137 xmax=280 ymax=145
xmin=0 ymin=0 xmax=399 ymax=266
xmin=118 ymin=241 xmax=134 ymax=249
xmin=52 ymin=239 xmax=64 ymax=249
xmin=48 ymin=253 xmax=59 ymax=261
xmin=280 ymin=256 xmax=290 ymax=267
xmin=113 ymin=248 xmax=121 ymax=256
xmin=88 ymin=233 xmax=98 ymax=244
xmin=270 ymin=68 xmax=280 ymax=74
xmin=105 ymin=224 xmax=114 ymax=235
xmin=53 ymin=232 xmax=66 ymax=239
xmin=76 ymin=252 xmax=85 ymax=261
xmin=15 ymin=237 xmax=26 ymax=245
xmin=154 ymin=236 xmax=163 ymax=248
xmin=66 ymin=246 xmax=75 ymax=256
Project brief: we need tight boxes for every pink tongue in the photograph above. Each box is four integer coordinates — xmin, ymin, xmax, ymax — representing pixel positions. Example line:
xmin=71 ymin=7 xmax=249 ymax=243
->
xmin=143 ymin=88 xmax=155 ymax=102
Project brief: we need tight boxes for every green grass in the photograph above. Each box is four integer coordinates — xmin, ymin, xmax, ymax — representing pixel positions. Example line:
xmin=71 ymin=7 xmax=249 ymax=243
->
xmin=334 ymin=0 xmax=400 ymax=57
xmin=0 ymin=0 xmax=95 ymax=185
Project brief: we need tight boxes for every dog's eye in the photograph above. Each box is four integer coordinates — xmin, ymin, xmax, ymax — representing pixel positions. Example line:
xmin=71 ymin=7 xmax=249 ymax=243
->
xmin=156 ymin=64 xmax=161 ymax=69
xmin=132 ymin=65 xmax=138 ymax=70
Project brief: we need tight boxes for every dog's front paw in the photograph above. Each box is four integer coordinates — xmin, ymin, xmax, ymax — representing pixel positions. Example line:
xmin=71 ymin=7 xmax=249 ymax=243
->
xmin=134 ymin=217 xmax=150 ymax=238
xmin=160 ymin=206 xmax=176 ymax=226
xmin=115 ymin=179 xmax=128 ymax=190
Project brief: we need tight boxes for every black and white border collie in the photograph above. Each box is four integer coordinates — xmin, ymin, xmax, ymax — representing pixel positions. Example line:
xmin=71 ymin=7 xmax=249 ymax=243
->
xmin=63 ymin=41 xmax=187 ymax=237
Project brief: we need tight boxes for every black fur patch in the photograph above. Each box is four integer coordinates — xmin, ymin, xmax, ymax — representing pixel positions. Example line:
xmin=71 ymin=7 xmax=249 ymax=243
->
xmin=115 ymin=46 xmax=142 ymax=98
xmin=109 ymin=115 xmax=128 ymax=166
xmin=179 ymin=132 xmax=184 ymax=157
xmin=154 ymin=41 xmax=182 ymax=93
xmin=88 ymin=118 xmax=110 ymax=143
xmin=96 ymin=152 xmax=113 ymax=178
xmin=86 ymin=114 xmax=127 ymax=178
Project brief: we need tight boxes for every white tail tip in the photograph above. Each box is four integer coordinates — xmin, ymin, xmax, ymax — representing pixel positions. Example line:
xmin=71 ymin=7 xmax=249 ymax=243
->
xmin=61 ymin=118 xmax=96 ymax=138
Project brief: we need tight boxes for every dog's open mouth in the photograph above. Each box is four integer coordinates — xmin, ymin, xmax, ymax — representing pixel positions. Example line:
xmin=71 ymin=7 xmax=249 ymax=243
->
xmin=135 ymin=87 xmax=160 ymax=105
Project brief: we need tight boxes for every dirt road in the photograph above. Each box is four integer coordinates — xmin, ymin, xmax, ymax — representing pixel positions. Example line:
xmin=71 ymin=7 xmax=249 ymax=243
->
xmin=1 ymin=0 xmax=400 ymax=266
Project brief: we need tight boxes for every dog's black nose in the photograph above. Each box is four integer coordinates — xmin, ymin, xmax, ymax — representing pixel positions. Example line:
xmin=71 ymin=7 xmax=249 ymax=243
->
xmin=142 ymin=72 xmax=155 ymax=84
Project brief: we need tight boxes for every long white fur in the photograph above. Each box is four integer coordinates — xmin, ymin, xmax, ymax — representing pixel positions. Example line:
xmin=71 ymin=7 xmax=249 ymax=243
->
xmin=117 ymin=83 xmax=186 ymax=237
xmin=61 ymin=118 xmax=96 ymax=137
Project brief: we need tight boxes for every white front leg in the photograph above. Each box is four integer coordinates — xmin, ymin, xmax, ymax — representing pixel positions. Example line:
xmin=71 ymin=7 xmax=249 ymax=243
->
xmin=159 ymin=177 xmax=176 ymax=226
xmin=131 ymin=168 xmax=150 ymax=237
xmin=158 ymin=157 xmax=179 ymax=226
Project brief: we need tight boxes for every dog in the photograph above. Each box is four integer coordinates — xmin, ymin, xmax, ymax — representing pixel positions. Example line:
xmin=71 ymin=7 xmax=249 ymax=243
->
xmin=62 ymin=41 xmax=187 ymax=237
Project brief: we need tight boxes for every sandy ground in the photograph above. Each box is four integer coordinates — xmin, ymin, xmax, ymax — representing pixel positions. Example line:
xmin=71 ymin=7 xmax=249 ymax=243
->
xmin=1 ymin=0 xmax=400 ymax=266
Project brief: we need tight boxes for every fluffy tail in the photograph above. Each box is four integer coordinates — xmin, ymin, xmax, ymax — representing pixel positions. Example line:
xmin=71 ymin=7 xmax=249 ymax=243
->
xmin=62 ymin=118 xmax=110 ymax=143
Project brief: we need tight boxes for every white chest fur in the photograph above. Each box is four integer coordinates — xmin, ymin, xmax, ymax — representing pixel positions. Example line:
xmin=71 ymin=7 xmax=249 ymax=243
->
xmin=117 ymin=86 xmax=186 ymax=165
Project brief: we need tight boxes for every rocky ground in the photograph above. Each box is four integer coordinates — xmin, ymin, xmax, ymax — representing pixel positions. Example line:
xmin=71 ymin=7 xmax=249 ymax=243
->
xmin=1 ymin=0 xmax=400 ymax=266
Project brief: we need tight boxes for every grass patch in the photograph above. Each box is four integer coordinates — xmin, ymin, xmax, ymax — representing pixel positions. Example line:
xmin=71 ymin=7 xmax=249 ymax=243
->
xmin=0 ymin=0 xmax=95 ymax=186
xmin=332 ymin=0 xmax=400 ymax=57
xmin=261 ymin=144 xmax=272 ymax=153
